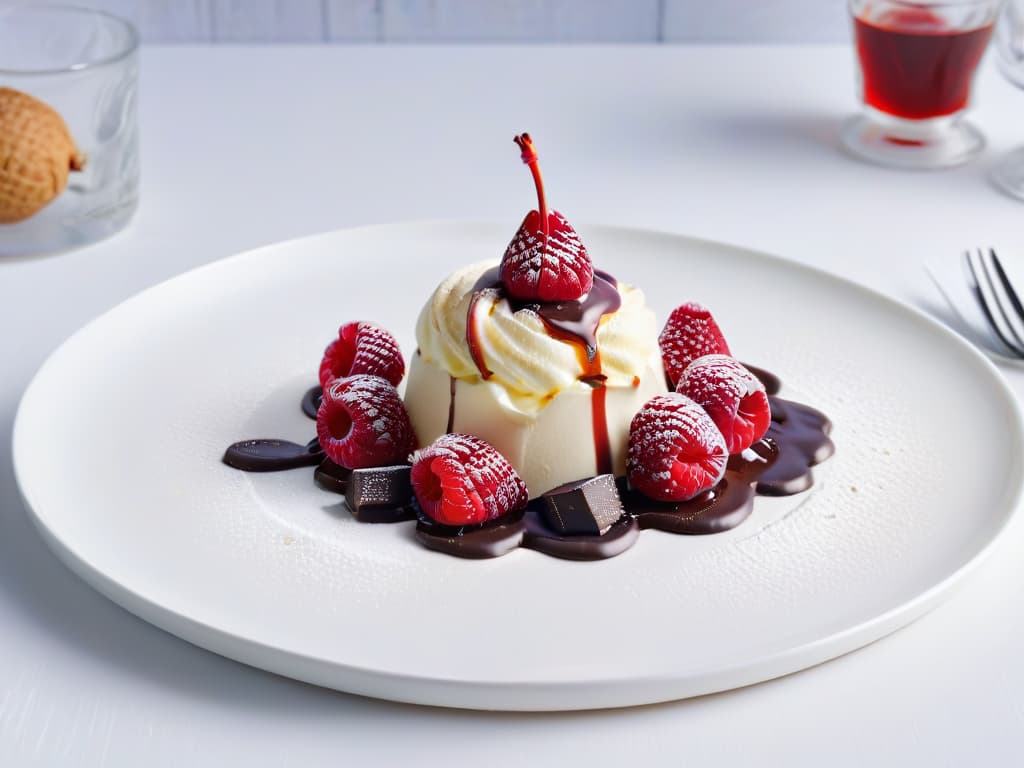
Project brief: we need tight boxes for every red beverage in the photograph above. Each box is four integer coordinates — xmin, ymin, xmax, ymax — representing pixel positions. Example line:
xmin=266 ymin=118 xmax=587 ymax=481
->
xmin=854 ymin=11 xmax=994 ymax=119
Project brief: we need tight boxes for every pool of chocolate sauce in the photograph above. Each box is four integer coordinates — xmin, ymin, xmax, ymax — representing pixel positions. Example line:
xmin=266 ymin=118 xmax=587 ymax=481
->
xmin=223 ymin=365 xmax=833 ymax=561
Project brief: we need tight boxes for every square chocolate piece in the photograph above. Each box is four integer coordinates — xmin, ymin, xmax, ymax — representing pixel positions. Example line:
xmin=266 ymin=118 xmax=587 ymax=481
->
xmin=345 ymin=465 xmax=413 ymax=512
xmin=541 ymin=474 xmax=624 ymax=536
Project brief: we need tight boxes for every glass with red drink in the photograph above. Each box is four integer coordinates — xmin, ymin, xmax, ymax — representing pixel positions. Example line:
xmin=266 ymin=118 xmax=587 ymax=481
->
xmin=842 ymin=0 xmax=1002 ymax=169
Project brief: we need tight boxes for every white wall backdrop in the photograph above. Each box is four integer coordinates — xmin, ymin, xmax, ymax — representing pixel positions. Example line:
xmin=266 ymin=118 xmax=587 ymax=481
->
xmin=15 ymin=0 xmax=851 ymax=43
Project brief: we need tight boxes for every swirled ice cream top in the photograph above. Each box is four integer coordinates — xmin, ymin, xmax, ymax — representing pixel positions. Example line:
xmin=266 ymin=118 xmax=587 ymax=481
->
xmin=414 ymin=260 xmax=662 ymax=412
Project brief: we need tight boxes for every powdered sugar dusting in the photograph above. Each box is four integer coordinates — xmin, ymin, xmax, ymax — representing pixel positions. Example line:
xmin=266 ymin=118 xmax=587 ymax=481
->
xmin=319 ymin=321 xmax=405 ymax=388
xmin=658 ymin=303 xmax=732 ymax=387
xmin=410 ymin=433 xmax=529 ymax=525
xmin=627 ymin=393 xmax=728 ymax=502
xmin=500 ymin=210 xmax=594 ymax=302
xmin=316 ymin=374 xmax=416 ymax=469
xmin=679 ymin=355 xmax=771 ymax=454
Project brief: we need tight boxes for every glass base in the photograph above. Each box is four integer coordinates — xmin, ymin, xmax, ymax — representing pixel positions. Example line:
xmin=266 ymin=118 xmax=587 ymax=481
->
xmin=991 ymin=146 xmax=1024 ymax=201
xmin=0 ymin=193 xmax=137 ymax=258
xmin=840 ymin=110 xmax=985 ymax=170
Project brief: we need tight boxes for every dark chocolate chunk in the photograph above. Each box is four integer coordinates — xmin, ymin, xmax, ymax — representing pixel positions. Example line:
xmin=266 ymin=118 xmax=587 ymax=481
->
xmin=223 ymin=437 xmax=323 ymax=472
xmin=541 ymin=474 xmax=624 ymax=536
xmin=344 ymin=465 xmax=414 ymax=522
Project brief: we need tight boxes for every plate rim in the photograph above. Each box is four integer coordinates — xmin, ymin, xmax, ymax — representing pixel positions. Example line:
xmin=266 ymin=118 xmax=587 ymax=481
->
xmin=13 ymin=219 xmax=1024 ymax=710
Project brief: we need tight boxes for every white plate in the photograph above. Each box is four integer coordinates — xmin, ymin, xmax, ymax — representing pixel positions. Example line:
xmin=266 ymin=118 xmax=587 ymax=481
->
xmin=13 ymin=221 xmax=1024 ymax=711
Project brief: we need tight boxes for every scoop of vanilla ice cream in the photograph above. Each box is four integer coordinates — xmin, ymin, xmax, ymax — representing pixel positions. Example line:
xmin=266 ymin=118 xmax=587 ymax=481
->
xmin=405 ymin=260 xmax=667 ymax=496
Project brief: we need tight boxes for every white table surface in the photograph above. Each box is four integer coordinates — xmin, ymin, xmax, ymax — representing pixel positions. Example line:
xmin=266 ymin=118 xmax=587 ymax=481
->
xmin=3 ymin=44 xmax=1024 ymax=766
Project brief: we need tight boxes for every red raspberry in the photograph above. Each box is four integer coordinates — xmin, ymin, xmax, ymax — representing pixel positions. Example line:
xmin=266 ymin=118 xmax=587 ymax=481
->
xmin=678 ymin=355 xmax=771 ymax=455
xmin=627 ymin=393 xmax=728 ymax=502
xmin=316 ymin=374 xmax=416 ymax=469
xmin=318 ymin=322 xmax=404 ymax=388
xmin=658 ymin=303 xmax=731 ymax=388
xmin=410 ymin=433 xmax=528 ymax=526
xmin=501 ymin=209 xmax=594 ymax=302
xmin=499 ymin=134 xmax=593 ymax=302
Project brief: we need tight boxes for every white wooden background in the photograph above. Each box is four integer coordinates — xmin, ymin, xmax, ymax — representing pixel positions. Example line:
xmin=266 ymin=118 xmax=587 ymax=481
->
xmin=27 ymin=0 xmax=851 ymax=43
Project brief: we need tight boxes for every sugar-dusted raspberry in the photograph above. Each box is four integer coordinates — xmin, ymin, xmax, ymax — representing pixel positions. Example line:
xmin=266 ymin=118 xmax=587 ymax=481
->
xmin=627 ymin=393 xmax=728 ymax=502
xmin=316 ymin=374 xmax=416 ymax=469
xmin=318 ymin=321 xmax=404 ymax=388
xmin=410 ymin=433 xmax=528 ymax=526
xmin=678 ymin=354 xmax=771 ymax=455
xmin=501 ymin=209 xmax=593 ymax=302
xmin=658 ymin=302 xmax=731 ymax=387
xmin=499 ymin=134 xmax=593 ymax=302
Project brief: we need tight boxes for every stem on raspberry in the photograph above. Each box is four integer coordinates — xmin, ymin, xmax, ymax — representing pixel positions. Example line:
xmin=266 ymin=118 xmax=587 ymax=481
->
xmin=513 ymin=133 xmax=548 ymax=236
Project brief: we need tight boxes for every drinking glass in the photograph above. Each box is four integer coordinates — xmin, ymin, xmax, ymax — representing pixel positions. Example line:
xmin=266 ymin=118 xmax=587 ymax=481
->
xmin=842 ymin=0 xmax=1003 ymax=169
xmin=0 ymin=5 xmax=139 ymax=256
xmin=992 ymin=0 xmax=1024 ymax=198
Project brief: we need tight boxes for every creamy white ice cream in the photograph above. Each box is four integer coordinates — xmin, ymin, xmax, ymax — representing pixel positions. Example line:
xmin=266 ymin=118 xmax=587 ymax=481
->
xmin=404 ymin=260 xmax=666 ymax=497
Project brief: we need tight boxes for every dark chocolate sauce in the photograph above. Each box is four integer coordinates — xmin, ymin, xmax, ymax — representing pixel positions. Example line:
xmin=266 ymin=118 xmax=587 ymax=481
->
xmin=351 ymin=505 xmax=418 ymax=524
xmin=590 ymin=381 xmax=612 ymax=476
xmin=466 ymin=268 xmax=621 ymax=371
xmin=314 ymin=458 xmax=351 ymax=494
xmin=531 ymin=270 xmax=621 ymax=358
xmin=446 ymin=376 xmax=456 ymax=434
xmin=414 ymin=504 xmax=641 ymax=561
xmin=465 ymin=288 xmax=496 ymax=380
xmin=415 ymin=511 xmax=526 ymax=559
xmin=223 ymin=438 xmax=322 ymax=472
xmin=225 ymin=366 xmax=833 ymax=561
xmin=744 ymin=364 xmax=782 ymax=396
xmin=301 ymin=386 xmax=322 ymax=420
xmin=756 ymin=397 xmax=834 ymax=495
xmin=522 ymin=508 xmax=639 ymax=560
xmin=626 ymin=438 xmax=778 ymax=535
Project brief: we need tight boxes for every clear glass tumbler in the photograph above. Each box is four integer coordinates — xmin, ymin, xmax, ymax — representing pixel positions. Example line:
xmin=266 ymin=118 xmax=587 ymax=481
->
xmin=0 ymin=5 xmax=139 ymax=256
xmin=842 ymin=0 xmax=1002 ymax=169
xmin=992 ymin=0 xmax=1024 ymax=198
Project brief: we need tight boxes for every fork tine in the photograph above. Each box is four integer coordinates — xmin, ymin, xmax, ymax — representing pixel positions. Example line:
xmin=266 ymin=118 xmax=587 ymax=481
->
xmin=989 ymin=248 xmax=1024 ymax=322
xmin=980 ymin=248 xmax=1024 ymax=350
xmin=965 ymin=248 xmax=1024 ymax=356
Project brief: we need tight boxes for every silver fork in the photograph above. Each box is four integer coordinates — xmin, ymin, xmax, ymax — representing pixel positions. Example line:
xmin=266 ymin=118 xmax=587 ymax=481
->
xmin=963 ymin=248 xmax=1024 ymax=358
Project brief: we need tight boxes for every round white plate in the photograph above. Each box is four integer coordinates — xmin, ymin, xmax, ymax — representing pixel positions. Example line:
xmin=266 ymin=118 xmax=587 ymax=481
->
xmin=13 ymin=221 xmax=1024 ymax=711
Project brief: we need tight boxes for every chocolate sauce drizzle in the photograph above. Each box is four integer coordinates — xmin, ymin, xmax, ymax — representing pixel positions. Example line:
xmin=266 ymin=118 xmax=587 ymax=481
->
xmin=224 ymin=364 xmax=833 ymax=562
xmin=463 ymin=267 xmax=621 ymax=478
xmin=446 ymin=376 xmax=457 ymax=434
xmin=301 ymin=386 xmax=322 ymax=420
xmin=223 ymin=438 xmax=323 ymax=472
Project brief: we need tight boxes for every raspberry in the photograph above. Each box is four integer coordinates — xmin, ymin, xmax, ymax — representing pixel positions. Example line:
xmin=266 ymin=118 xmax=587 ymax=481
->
xmin=318 ymin=322 xmax=404 ymax=388
xmin=316 ymin=374 xmax=416 ymax=469
xmin=627 ymin=393 xmax=728 ymax=502
xmin=678 ymin=355 xmax=771 ymax=455
xmin=658 ymin=303 xmax=731 ymax=388
xmin=410 ymin=433 xmax=529 ymax=526
xmin=499 ymin=134 xmax=593 ymax=302
xmin=501 ymin=209 xmax=594 ymax=302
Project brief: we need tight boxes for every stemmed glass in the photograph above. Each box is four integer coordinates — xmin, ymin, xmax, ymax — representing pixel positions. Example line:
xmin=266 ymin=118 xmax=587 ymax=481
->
xmin=842 ymin=0 xmax=1002 ymax=169
xmin=992 ymin=0 xmax=1024 ymax=197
